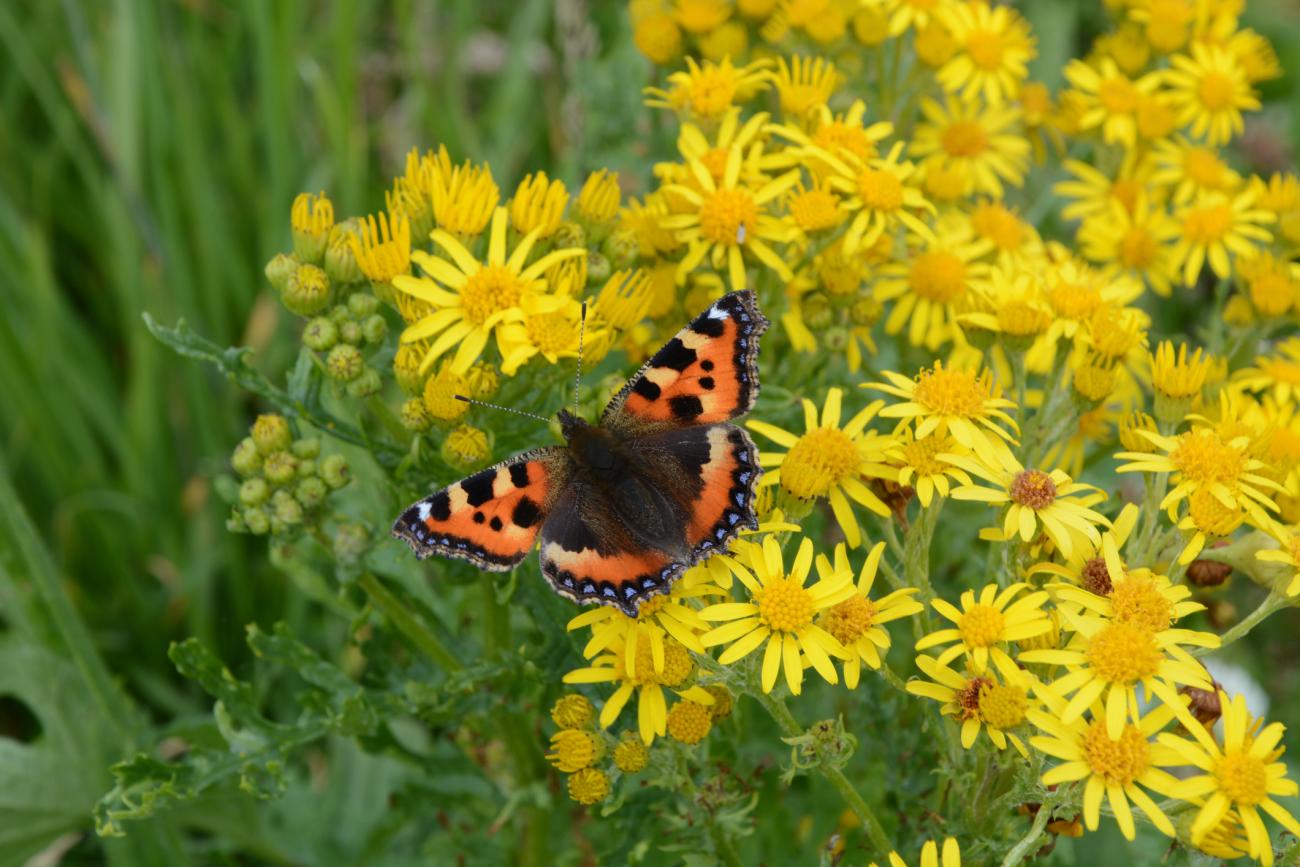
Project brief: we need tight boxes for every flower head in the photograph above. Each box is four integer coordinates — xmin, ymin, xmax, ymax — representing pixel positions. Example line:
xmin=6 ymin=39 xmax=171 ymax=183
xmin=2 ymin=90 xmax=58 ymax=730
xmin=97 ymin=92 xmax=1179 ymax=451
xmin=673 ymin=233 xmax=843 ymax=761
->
xmin=916 ymin=583 xmax=1053 ymax=676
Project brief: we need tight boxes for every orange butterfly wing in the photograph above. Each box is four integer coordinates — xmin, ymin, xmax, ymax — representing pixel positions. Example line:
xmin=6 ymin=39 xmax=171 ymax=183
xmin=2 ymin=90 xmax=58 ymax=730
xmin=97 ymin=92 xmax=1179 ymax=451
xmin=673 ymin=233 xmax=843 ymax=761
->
xmin=392 ymin=447 xmax=571 ymax=570
xmin=603 ymin=290 xmax=768 ymax=434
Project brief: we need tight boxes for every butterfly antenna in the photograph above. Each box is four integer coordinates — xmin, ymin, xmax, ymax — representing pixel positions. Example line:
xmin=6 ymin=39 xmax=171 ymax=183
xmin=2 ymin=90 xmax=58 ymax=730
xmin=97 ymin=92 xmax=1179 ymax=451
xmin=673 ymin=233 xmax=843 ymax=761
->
xmin=573 ymin=300 xmax=588 ymax=416
xmin=453 ymin=395 xmax=551 ymax=425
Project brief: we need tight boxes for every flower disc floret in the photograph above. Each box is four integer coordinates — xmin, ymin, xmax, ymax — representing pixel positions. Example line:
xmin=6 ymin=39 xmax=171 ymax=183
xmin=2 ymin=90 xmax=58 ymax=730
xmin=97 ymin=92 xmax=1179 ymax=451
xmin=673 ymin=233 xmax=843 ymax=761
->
xmin=958 ymin=604 xmax=1005 ymax=648
xmin=1083 ymin=720 xmax=1150 ymax=786
xmin=1216 ymin=751 xmax=1269 ymax=806
xmin=698 ymin=188 xmax=759 ymax=244
xmin=1085 ymin=622 xmax=1162 ymax=685
xmin=979 ymin=682 xmax=1029 ymax=729
xmin=758 ymin=576 xmax=815 ymax=632
xmin=1009 ymin=469 xmax=1057 ymax=509
xmin=781 ymin=428 xmax=861 ymax=499
xmin=819 ymin=595 xmax=877 ymax=645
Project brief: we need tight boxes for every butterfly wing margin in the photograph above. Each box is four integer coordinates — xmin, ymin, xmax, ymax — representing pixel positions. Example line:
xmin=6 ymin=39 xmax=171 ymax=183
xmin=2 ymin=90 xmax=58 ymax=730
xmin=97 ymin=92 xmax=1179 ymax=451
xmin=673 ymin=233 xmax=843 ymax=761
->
xmin=602 ymin=290 xmax=768 ymax=435
xmin=392 ymin=446 xmax=572 ymax=570
xmin=538 ymin=424 xmax=761 ymax=616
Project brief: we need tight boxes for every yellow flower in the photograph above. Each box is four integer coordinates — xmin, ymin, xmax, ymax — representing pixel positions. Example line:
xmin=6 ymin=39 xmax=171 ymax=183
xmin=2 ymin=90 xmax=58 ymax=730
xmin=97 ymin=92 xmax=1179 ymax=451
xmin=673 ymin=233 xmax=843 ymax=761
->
xmin=784 ymin=178 xmax=847 ymax=237
xmin=393 ymin=207 xmax=585 ymax=374
xmin=937 ymin=1 xmax=1036 ymax=107
xmin=567 ymin=767 xmax=610 ymax=805
xmin=1165 ymin=42 xmax=1260 ymax=145
xmin=644 ymin=56 xmax=771 ymax=122
xmin=666 ymin=698 xmax=713 ymax=744
xmin=886 ymin=430 xmax=973 ymax=508
xmin=613 ymin=734 xmax=649 ymax=773
xmin=775 ymin=99 xmax=893 ymax=166
xmin=873 ymin=222 xmax=991 ymax=349
xmin=674 ymin=0 xmax=730 ymax=34
xmin=290 ymin=191 xmax=334 ymax=261
xmin=1255 ymin=527 xmax=1300 ymax=596
xmin=964 ymin=199 xmax=1040 ymax=265
xmin=1018 ymin=606 xmax=1218 ymax=739
xmin=907 ymin=654 xmax=1035 ymax=754
xmin=1152 ymin=136 xmax=1241 ymax=206
xmin=661 ymin=145 xmax=800 ymax=291
xmin=550 ymin=694 xmax=595 ymax=729
xmin=910 ymin=97 xmax=1030 ymax=197
xmin=1157 ymin=692 xmax=1300 ymax=866
xmin=496 ymin=293 xmax=588 ymax=375
xmin=546 ymin=728 xmax=603 ymax=772
xmin=1063 ymin=57 xmax=1162 ymax=148
xmin=1115 ymin=426 xmax=1281 ymax=531
xmin=814 ymin=542 xmax=922 ymax=687
xmin=1249 ymin=172 xmax=1300 ymax=246
xmin=576 ymin=169 xmax=622 ymax=226
xmin=883 ymin=0 xmax=951 ymax=36
xmin=870 ymin=361 xmax=1018 ymax=467
xmin=1078 ymin=197 xmax=1180 ymax=297
xmin=1054 ymin=155 xmax=1156 ymax=223
xmin=747 ymin=388 xmax=896 ymax=546
xmin=915 ymin=582 xmax=1053 ymax=676
xmin=945 ymin=451 xmax=1109 ymax=560
xmin=699 ymin=535 xmax=855 ymax=695
xmin=348 ymin=211 xmax=411 ymax=285
xmin=1238 ymin=252 xmax=1300 ymax=317
xmin=1171 ymin=190 xmax=1273 ymax=285
xmin=1028 ymin=691 xmax=1188 ymax=841
xmin=769 ymin=55 xmax=841 ymax=122
xmin=870 ymin=838 xmax=962 ymax=867
xmin=1149 ymin=340 xmax=1213 ymax=401
xmin=430 ymin=157 xmax=499 ymax=237
xmin=567 ymin=567 xmax=724 ymax=659
xmin=563 ymin=622 xmax=713 ymax=745
xmin=1235 ymin=338 xmax=1300 ymax=405
xmin=509 ymin=172 xmax=569 ymax=239
xmin=633 ymin=11 xmax=682 ymax=65
xmin=814 ymin=141 xmax=937 ymax=253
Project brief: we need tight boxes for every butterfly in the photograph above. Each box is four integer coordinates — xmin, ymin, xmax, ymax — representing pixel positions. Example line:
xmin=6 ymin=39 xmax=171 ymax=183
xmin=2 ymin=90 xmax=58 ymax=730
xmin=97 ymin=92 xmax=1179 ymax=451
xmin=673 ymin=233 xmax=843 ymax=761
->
xmin=391 ymin=290 xmax=768 ymax=616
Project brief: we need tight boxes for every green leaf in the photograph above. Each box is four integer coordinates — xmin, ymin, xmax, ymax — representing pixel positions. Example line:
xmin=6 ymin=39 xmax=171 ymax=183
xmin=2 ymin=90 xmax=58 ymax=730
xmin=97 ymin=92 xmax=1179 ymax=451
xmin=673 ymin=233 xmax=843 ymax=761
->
xmin=142 ymin=314 xmax=403 ymax=465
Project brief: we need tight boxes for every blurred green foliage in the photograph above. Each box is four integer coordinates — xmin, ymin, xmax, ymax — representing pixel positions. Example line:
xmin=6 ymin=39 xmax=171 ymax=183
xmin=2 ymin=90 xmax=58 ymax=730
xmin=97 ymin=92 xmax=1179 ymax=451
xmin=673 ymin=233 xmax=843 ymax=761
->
xmin=2 ymin=2 xmax=1300 ymax=865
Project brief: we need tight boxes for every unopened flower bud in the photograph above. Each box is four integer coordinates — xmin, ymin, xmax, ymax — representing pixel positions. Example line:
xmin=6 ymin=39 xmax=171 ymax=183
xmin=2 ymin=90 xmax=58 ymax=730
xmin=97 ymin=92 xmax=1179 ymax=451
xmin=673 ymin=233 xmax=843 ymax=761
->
xmin=291 ymin=191 xmax=334 ymax=263
xmin=283 ymin=264 xmax=332 ymax=316
xmin=226 ymin=510 xmax=247 ymax=534
xmin=551 ymin=694 xmax=595 ymax=728
xmin=326 ymin=344 xmax=363 ymax=382
xmin=346 ymin=367 xmax=382 ymax=399
xmin=330 ymin=304 xmax=351 ymax=324
xmin=231 ymin=437 xmax=263 ymax=476
xmin=296 ymin=458 xmax=316 ymax=478
xmin=251 ymin=414 xmax=292 ymax=454
xmin=613 ymin=735 xmax=649 ymax=773
xmin=271 ymin=489 xmax=304 ymax=525
xmin=705 ymin=685 xmax=733 ymax=720
xmin=393 ymin=344 xmax=426 ymax=395
xmin=339 ymin=319 xmax=363 ymax=346
xmin=586 ymin=251 xmax=612 ymax=286
xmin=334 ymin=522 xmax=369 ymax=565
xmin=324 ymin=219 xmax=363 ymax=284
xmin=348 ymin=291 xmax=380 ymax=318
xmin=604 ymin=228 xmax=639 ymax=270
xmin=320 ymin=454 xmax=350 ymax=489
xmin=401 ymin=398 xmax=433 ymax=432
xmin=463 ymin=363 xmax=500 ymax=399
xmin=849 ymin=295 xmax=882 ymax=327
xmin=291 ymin=437 xmax=321 ymax=460
xmin=265 ymin=253 xmax=299 ymax=293
xmin=294 ymin=476 xmax=328 ymax=509
xmin=239 ymin=477 xmax=269 ymax=507
xmin=803 ymin=293 xmax=833 ymax=330
xmin=552 ymin=221 xmax=586 ymax=251
xmin=243 ymin=506 xmax=270 ymax=535
xmin=303 ymin=317 xmax=338 ymax=351
xmin=441 ymin=424 xmax=492 ymax=472
xmin=262 ymin=450 xmax=299 ymax=485
xmin=362 ymin=314 xmax=388 ymax=344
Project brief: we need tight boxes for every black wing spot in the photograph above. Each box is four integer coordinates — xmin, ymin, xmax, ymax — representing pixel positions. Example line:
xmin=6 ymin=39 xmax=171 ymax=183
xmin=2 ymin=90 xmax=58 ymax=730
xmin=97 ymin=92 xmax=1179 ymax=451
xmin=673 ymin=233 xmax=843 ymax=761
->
xmin=461 ymin=471 xmax=496 ymax=507
xmin=490 ymin=516 xmax=503 ymax=531
xmin=473 ymin=512 xmax=485 ymax=524
xmin=512 ymin=496 xmax=541 ymax=528
xmin=699 ymin=376 xmax=715 ymax=390
xmin=428 ymin=492 xmax=452 ymax=521
xmin=508 ymin=463 xmax=530 ymax=488
xmin=632 ymin=378 xmax=661 ymax=401
xmin=700 ymin=359 xmax=715 ymax=371
xmin=669 ymin=395 xmax=704 ymax=421
xmin=652 ymin=338 xmax=697 ymax=372
xmin=692 ymin=314 xmax=727 ymax=338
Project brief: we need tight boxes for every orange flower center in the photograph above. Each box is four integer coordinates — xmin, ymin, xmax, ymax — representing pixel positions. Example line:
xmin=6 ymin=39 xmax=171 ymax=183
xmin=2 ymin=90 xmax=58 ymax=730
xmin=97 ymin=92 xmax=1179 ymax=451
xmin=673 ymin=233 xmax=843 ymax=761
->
xmin=941 ymin=120 xmax=988 ymax=157
xmin=461 ymin=265 xmax=525 ymax=326
xmin=1183 ymin=203 xmax=1233 ymax=244
xmin=909 ymin=250 xmax=968 ymax=302
xmin=699 ymin=188 xmax=758 ymax=246
xmin=1197 ymin=71 xmax=1237 ymax=111
xmin=1009 ymin=469 xmax=1057 ymax=509
xmin=856 ymin=167 xmax=905 ymax=211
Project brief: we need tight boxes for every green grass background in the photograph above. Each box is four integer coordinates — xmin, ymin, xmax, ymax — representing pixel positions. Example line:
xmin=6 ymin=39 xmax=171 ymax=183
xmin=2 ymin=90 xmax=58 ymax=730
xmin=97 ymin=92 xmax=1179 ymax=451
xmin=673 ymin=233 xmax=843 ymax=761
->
xmin=1 ymin=2 xmax=1299 ymax=865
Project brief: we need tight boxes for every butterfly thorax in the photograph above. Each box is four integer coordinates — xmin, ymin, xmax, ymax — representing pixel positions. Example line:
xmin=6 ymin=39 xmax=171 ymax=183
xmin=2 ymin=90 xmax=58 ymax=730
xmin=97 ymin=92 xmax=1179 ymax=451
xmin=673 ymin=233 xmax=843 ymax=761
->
xmin=558 ymin=409 xmax=623 ymax=479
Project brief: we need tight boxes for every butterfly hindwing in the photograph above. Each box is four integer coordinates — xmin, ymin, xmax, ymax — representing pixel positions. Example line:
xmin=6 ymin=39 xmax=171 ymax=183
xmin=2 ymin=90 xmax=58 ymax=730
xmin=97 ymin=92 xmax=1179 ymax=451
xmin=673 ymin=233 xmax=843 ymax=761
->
xmin=603 ymin=290 xmax=768 ymax=435
xmin=537 ymin=423 xmax=761 ymax=615
xmin=392 ymin=447 xmax=571 ymax=570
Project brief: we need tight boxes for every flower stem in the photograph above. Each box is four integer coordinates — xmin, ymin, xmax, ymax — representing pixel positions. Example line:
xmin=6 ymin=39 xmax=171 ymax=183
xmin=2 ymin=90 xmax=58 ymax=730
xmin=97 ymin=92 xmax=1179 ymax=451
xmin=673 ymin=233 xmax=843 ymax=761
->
xmin=1194 ymin=591 xmax=1290 ymax=657
xmin=752 ymin=689 xmax=893 ymax=858
xmin=1000 ymin=799 xmax=1050 ymax=867
xmin=357 ymin=571 xmax=462 ymax=671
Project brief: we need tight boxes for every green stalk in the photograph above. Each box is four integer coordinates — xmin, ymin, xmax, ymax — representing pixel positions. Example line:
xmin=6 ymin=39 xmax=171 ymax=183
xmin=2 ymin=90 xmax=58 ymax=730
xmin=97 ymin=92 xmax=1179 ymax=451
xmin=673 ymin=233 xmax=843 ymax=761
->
xmin=751 ymin=690 xmax=893 ymax=858
xmin=357 ymin=572 xmax=462 ymax=671
xmin=1194 ymin=592 xmax=1290 ymax=657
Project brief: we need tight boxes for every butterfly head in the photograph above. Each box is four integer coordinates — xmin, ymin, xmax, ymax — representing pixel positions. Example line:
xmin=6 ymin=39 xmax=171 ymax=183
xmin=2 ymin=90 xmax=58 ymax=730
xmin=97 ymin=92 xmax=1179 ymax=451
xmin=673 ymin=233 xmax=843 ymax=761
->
xmin=557 ymin=408 xmax=588 ymax=441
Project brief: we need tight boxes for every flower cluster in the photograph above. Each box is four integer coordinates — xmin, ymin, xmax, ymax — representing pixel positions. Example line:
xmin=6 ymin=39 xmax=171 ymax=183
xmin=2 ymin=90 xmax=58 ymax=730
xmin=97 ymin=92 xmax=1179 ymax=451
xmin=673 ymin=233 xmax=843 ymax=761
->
xmin=217 ymin=0 xmax=1300 ymax=863
xmin=226 ymin=414 xmax=349 ymax=536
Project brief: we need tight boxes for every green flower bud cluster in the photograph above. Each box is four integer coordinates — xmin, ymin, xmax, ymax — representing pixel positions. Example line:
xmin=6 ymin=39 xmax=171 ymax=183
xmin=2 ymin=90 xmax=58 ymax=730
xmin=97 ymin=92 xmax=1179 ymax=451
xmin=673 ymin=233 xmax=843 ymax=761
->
xmin=226 ymin=414 xmax=349 ymax=536
xmin=301 ymin=292 xmax=389 ymax=399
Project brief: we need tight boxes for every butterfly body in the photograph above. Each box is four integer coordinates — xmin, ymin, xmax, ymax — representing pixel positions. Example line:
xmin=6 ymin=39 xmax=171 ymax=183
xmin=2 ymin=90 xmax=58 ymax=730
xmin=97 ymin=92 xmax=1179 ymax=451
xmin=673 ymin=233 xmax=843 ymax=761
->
xmin=393 ymin=290 xmax=768 ymax=616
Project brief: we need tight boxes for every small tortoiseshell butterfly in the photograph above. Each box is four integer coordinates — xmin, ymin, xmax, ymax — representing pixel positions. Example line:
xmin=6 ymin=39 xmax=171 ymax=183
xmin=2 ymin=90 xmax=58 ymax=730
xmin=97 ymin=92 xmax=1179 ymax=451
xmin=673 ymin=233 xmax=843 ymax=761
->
xmin=392 ymin=290 xmax=768 ymax=616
